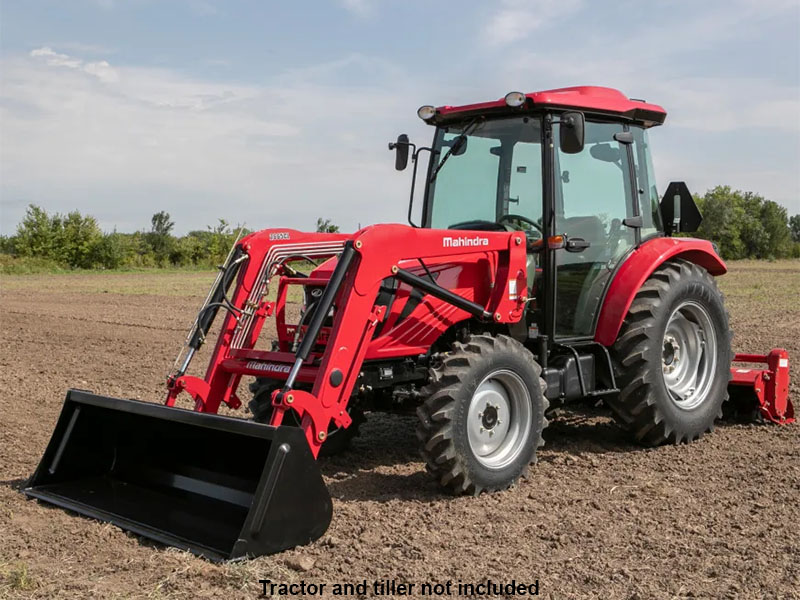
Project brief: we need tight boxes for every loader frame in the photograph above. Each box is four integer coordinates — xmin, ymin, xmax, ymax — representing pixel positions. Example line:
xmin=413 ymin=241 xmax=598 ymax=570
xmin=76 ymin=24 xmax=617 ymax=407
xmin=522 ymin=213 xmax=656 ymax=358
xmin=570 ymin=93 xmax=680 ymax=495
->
xmin=167 ymin=224 xmax=529 ymax=455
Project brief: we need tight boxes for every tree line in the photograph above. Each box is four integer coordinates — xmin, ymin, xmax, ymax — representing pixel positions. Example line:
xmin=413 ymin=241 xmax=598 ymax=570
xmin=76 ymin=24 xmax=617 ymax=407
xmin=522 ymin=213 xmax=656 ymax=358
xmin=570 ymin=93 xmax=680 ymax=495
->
xmin=0 ymin=207 xmax=341 ymax=270
xmin=1 ymin=186 xmax=798 ymax=270
xmin=694 ymin=186 xmax=799 ymax=259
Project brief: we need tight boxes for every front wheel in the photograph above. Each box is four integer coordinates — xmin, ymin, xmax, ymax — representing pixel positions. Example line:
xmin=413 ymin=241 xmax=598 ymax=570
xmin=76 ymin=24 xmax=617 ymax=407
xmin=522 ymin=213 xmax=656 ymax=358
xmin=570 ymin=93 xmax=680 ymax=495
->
xmin=608 ymin=259 xmax=732 ymax=445
xmin=416 ymin=334 xmax=548 ymax=495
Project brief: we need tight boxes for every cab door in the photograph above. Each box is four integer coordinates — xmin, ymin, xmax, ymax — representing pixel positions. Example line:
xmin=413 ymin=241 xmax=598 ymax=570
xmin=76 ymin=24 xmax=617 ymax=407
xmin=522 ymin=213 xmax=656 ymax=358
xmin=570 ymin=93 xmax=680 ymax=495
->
xmin=552 ymin=120 xmax=637 ymax=337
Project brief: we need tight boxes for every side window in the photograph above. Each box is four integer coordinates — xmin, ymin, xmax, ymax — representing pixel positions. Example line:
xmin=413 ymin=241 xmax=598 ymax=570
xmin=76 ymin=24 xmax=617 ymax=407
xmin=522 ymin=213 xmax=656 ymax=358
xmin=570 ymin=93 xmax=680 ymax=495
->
xmin=556 ymin=121 xmax=634 ymax=253
xmin=631 ymin=126 xmax=663 ymax=237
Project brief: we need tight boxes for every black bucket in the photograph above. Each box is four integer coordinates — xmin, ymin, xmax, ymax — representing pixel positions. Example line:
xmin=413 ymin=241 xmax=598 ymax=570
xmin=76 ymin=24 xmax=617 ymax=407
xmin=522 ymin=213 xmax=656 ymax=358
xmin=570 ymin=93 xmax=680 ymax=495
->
xmin=24 ymin=390 xmax=333 ymax=561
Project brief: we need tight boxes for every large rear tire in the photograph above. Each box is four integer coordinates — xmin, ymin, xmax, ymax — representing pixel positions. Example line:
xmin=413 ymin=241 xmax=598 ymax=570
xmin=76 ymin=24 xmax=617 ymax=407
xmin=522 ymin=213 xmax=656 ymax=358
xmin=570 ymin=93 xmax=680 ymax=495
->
xmin=608 ymin=259 xmax=732 ymax=445
xmin=248 ymin=379 xmax=363 ymax=457
xmin=416 ymin=334 xmax=548 ymax=495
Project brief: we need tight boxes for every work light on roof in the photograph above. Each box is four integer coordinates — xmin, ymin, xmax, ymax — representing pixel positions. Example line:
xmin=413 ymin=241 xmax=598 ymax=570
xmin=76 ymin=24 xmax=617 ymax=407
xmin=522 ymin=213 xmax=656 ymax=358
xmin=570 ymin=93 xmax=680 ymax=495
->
xmin=504 ymin=91 xmax=526 ymax=107
xmin=417 ymin=105 xmax=436 ymax=121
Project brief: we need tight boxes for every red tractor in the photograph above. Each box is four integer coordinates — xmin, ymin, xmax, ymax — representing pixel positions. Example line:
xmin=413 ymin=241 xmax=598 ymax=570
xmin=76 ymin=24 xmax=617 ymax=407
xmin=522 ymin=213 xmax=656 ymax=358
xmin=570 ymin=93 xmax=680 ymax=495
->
xmin=26 ymin=86 xmax=793 ymax=561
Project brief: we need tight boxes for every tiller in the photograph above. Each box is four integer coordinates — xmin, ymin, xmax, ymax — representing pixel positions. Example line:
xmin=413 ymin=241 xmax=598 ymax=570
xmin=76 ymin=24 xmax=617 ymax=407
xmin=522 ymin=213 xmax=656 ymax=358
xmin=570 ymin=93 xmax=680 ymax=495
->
xmin=730 ymin=349 xmax=793 ymax=424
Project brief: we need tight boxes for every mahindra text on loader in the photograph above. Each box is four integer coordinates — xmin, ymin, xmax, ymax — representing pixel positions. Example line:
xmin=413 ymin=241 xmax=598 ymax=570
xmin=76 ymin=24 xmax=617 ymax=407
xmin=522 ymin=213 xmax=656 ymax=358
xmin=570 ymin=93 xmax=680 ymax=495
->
xmin=25 ymin=86 xmax=793 ymax=561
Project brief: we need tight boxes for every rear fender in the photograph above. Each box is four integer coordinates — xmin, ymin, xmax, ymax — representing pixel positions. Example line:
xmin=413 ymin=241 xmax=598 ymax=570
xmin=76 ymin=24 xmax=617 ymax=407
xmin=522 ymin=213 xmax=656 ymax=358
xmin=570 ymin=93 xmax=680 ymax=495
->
xmin=594 ymin=237 xmax=726 ymax=347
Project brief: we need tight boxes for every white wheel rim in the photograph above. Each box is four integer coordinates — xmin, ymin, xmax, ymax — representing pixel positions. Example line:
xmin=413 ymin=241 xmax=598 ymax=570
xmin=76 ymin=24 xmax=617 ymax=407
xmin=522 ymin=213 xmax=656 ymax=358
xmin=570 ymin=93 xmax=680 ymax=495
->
xmin=466 ymin=369 xmax=532 ymax=469
xmin=661 ymin=300 xmax=718 ymax=410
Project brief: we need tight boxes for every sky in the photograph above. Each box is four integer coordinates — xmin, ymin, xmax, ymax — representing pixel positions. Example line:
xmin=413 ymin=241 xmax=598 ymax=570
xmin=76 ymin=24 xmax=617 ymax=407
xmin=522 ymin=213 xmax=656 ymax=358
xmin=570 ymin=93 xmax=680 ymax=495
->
xmin=1 ymin=0 xmax=799 ymax=235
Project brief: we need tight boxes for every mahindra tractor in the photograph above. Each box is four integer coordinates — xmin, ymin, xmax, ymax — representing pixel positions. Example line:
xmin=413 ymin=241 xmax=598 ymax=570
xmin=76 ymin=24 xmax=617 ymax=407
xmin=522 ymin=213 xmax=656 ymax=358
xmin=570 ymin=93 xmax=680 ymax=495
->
xmin=25 ymin=86 xmax=793 ymax=561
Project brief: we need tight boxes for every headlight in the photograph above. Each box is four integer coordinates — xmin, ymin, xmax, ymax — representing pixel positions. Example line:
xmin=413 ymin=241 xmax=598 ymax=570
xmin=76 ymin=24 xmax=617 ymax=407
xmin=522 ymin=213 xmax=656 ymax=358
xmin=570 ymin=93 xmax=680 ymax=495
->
xmin=417 ymin=105 xmax=436 ymax=120
xmin=504 ymin=91 xmax=526 ymax=107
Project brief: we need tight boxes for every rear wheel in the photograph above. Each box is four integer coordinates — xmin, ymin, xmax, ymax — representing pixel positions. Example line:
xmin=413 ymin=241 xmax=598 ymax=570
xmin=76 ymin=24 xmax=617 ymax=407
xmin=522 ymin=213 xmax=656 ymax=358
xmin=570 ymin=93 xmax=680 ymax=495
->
xmin=608 ymin=259 xmax=732 ymax=445
xmin=416 ymin=334 xmax=548 ymax=495
xmin=248 ymin=379 xmax=363 ymax=457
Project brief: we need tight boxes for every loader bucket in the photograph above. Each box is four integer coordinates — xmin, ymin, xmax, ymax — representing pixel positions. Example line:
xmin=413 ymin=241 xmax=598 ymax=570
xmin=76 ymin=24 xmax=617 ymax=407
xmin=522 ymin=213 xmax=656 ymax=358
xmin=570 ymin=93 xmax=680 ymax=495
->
xmin=24 ymin=390 xmax=333 ymax=561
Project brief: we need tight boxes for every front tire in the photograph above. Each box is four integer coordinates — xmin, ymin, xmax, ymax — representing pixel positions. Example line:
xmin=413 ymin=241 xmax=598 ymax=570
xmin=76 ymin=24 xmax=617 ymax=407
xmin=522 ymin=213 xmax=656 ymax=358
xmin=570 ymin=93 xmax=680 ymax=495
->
xmin=608 ymin=259 xmax=732 ymax=445
xmin=416 ymin=334 xmax=548 ymax=495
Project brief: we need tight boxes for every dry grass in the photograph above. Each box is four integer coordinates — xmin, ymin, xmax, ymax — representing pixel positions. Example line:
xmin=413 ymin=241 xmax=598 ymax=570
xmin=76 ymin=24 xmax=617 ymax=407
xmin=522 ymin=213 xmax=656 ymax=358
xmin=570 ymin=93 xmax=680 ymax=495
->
xmin=0 ymin=561 xmax=37 ymax=594
xmin=0 ymin=266 xmax=311 ymax=303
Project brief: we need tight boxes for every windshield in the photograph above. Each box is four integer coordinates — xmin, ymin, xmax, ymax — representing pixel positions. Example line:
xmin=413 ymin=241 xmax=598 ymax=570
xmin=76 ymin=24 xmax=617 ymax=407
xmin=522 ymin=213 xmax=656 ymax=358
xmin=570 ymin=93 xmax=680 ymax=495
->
xmin=425 ymin=116 xmax=543 ymax=230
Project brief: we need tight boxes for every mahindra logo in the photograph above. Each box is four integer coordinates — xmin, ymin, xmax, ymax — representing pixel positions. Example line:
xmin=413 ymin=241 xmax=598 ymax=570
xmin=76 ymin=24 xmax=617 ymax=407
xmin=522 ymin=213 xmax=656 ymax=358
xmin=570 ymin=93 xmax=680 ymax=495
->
xmin=246 ymin=361 xmax=292 ymax=374
xmin=443 ymin=236 xmax=489 ymax=248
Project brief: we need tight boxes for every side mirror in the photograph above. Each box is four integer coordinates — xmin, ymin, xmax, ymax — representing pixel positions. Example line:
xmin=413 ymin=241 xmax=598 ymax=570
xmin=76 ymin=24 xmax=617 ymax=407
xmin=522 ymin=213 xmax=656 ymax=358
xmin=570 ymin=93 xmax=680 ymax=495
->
xmin=659 ymin=181 xmax=703 ymax=235
xmin=388 ymin=134 xmax=410 ymax=171
xmin=559 ymin=111 xmax=585 ymax=154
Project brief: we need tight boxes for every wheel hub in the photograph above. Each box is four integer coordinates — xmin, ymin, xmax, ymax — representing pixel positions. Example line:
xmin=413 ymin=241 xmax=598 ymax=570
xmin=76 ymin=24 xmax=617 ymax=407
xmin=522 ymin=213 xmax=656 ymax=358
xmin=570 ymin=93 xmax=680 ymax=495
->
xmin=479 ymin=404 xmax=500 ymax=431
xmin=662 ymin=335 xmax=681 ymax=373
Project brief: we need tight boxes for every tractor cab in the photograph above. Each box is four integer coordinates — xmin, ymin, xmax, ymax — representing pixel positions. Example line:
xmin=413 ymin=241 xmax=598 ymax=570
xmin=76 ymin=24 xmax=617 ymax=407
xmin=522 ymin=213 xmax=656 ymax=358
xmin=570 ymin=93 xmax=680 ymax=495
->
xmin=393 ymin=86 xmax=670 ymax=341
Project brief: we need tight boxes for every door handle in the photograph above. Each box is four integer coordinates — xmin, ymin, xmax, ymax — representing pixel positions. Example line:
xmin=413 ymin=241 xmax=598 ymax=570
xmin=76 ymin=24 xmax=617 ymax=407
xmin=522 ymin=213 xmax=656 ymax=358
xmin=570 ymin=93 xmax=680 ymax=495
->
xmin=565 ymin=237 xmax=590 ymax=252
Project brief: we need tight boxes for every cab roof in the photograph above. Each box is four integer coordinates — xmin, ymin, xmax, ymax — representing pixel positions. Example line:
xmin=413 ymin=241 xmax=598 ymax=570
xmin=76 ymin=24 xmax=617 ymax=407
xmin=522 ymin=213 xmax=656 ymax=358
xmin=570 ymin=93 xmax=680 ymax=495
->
xmin=433 ymin=86 xmax=667 ymax=127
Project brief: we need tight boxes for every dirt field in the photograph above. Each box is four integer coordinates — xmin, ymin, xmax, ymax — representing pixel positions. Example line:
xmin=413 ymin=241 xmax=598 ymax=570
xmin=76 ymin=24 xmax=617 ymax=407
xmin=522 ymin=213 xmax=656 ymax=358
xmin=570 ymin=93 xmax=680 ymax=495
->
xmin=1 ymin=261 xmax=798 ymax=600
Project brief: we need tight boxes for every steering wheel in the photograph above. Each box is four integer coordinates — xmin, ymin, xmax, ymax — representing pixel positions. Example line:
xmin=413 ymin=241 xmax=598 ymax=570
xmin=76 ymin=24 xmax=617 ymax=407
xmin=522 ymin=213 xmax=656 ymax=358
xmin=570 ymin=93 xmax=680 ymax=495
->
xmin=498 ymin=213 xmax=544 ymax=236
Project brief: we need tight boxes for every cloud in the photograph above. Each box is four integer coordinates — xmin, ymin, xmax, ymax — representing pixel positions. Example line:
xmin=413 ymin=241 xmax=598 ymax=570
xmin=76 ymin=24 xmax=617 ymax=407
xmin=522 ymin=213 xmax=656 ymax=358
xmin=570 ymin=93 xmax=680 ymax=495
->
xmin=339 ymin=0 xmax=376 ymax=18
xmin=30 ymin=46 xmax=83 ymax=69
xmin=29 ymin=46 xmax=119 ymax=82
xmin=1 ymin=47 xmax=431 ymax=235
xmin=482 ymin=0 xmax=583 ymax=46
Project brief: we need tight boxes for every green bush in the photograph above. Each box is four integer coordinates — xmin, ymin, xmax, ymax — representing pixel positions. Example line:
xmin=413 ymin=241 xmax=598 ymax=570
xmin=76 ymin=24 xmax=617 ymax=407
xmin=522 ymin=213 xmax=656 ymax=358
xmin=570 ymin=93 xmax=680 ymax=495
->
xmin=694 ymin=186 xmax=794 ymax=260
xmin=13 ymin=205 xmax=61 ymax=260
xmin=89 ymin=231 xmax=129 ymax=269
xmin=0 ymin=254 xmax=68 ymax=274
xmin=1 ymin=205 xmax=251 ymax=271
xmin=54 ymin=211 xmax=104 ymax=268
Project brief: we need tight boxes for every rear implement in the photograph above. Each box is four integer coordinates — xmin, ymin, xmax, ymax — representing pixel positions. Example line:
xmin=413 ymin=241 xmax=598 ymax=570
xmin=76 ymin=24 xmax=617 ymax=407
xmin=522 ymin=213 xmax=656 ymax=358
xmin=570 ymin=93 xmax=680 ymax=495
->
xmin=730 ymin=350 xmax=793 ymax=424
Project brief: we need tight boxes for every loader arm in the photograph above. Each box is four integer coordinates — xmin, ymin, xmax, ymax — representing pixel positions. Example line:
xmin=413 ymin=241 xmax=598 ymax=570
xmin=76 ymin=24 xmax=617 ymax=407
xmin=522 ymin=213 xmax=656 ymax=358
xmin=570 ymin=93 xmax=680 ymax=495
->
xmin=167 ymin=224 xmax=529 ymax=456
xmin=166 ymin=229 xmax=352 ymax=413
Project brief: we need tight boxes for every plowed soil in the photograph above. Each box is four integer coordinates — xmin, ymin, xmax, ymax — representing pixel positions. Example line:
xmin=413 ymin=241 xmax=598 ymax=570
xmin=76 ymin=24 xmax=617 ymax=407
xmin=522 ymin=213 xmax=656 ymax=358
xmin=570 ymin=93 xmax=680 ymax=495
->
xmin=1 ymin=261 xmax=798 ymax=600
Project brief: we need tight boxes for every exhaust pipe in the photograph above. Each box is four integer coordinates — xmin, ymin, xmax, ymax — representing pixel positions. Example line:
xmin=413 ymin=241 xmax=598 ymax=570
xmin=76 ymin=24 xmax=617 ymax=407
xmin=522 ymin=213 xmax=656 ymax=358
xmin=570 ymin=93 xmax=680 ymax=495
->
xmin=24 ymin=390 xmax=332 ymax=561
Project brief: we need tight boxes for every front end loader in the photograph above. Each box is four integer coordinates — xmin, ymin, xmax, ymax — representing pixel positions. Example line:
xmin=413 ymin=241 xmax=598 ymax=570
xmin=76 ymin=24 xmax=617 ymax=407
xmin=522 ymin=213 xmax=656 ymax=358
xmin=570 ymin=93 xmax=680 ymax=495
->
xmin=26 ymin=86 xmax=793 ymax=560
